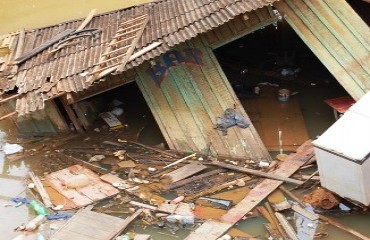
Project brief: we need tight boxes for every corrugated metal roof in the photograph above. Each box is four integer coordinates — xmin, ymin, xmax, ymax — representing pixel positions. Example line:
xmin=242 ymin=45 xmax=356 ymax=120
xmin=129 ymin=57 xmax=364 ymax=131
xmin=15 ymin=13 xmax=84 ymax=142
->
xmin=0 ymin=0 xmax=278 ymax=115
xmin=313 ymin=93 xmax=370 ymax=162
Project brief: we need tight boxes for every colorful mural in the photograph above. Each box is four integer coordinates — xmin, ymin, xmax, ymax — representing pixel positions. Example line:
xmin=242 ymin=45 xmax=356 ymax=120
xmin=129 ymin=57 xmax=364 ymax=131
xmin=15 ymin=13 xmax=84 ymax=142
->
xmin=147 ymin=48 xmax=203 ymax=85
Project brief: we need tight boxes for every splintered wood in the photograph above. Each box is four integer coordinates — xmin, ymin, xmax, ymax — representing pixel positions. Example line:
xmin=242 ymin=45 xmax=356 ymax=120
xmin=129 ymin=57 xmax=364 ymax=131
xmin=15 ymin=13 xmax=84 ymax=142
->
xmin=164 ymin=162 xmax=207 ymax=183
xmin=46 ymin=165 xmax=119 ymax=207
xmin=185 ymin=140 xmax=313 ymax=240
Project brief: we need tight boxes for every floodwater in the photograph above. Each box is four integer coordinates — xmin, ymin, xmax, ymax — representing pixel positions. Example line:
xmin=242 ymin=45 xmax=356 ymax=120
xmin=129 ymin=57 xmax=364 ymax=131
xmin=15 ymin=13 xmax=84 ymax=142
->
xmin=1 ymin=0 xmax=370 ymax=239
xmin=1 ymin=132 xmax=370 ymax=240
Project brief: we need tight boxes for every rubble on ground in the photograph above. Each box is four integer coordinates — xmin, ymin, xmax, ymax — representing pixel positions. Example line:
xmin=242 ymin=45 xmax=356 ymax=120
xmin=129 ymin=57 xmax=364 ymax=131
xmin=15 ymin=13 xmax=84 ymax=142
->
xmin=3 ymin=133 xmax=369 ymax=240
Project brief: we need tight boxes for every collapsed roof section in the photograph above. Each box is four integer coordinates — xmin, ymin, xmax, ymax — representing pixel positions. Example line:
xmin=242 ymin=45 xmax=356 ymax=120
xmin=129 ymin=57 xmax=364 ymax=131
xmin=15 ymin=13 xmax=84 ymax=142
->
xmin=0 ymin=0 xmax=277 ymax=116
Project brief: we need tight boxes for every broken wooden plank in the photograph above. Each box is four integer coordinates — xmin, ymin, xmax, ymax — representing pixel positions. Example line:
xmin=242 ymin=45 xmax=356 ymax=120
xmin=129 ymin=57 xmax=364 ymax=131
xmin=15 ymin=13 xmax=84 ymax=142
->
xmin=208 ymin=161 xmax=304 ymax=185
xmin=29 ymin=171 xmax=53 ymax=208
xmin=291 ymin=204 xmax=319 ymax=221
xmin=58 ymin=152 xmax=115 ymax=174
xmin=164 ymin=162 xmax=207 ymax=183
xmin=43 ymin=179 xmax=77 ymax=210
xmin=51 ymin=209 xmax=135 ymax=240
xmin=163 ymin=153 xmax=196 ymax=169
xmin=46 ymin=165 xmax=119 ymax=207
xmin=185 ymin=140 xmax=313 ymax=240
xmin=275 ymin=212 xmax=298 ymax=240
xmin=186 ymin=176 xmax=252 ymax=201
xmin=167 ymin=169 xmax=224 ymax=190
xmin=76 ymin=9 xmax=97 ymax=31
xmin=14 ymin=29 xmax=75 ymax=64
xmin=280 ymin=186 xmax=370 ymax=240
xmin=0 ymin=111 xmax=17 ymax=121
xmin=0 ymin=93 xmax=21 ymax=103
xmin=111 ymin=209 xmax=143 ymax=239
xmin=294 ymin=170 xmax=319 ymax=189
xmin=267 ymin=190 xmax=291 ymax=211
xmin=265 ymin=202 xmax=287 ymax=239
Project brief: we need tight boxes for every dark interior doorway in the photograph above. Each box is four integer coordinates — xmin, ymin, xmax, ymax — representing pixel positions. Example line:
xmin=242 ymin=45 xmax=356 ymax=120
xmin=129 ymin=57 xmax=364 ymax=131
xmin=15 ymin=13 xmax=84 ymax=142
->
xmin=214 ymin=18 xmax=348 ymax=151
xmin=77 ymin=82 xmax=167 ymax=147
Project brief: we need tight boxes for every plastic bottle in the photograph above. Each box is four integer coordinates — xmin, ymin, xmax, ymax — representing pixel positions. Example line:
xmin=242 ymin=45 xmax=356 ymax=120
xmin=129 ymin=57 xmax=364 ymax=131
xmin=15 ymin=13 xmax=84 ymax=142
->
xmin=29 ymin=200 xmax=47 ymax=215
xmin=25 ymin=215 xmax=46 ymax=231
xmin=165 ymin=215 xmax=194 ymax=225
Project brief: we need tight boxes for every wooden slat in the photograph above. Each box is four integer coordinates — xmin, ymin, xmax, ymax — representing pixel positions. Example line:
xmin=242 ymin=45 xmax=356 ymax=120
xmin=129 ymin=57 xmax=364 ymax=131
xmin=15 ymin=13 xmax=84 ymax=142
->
xmin=273 ymin=0 xmax=368 ymax=100
xmin=0 ymin=111 xmax=17 ymax=121
xmin=119 ymin=14 xmax=148 ymax=26
xmin=110 ymin=209 xmax=143 ymax=239
xmin=208 ymin=161 xmax=304 ymax=185
xmin=46 ymin=165 xmax=119 ymax=207
xmin=116 ymin=16 xmax=150 ymax=72
xmin=29 ymin=171 xmax=53 ymax=208
xmin=107 ymin=35 xmax=137 ymax=47
xmin=51 ymin=209 xmax=132 ymax=240
xmin=165 ymin=162 xmax=207 ymax=183
xmin=275 ymin=212 xmax=299 ymax=240
xmin=102 ymin=45 xmax=131 ymax=57
xmin=167 ymin=169 xmax=224 ymax=190
xmin=185 ymin=140 xmax=313 ymax=240
xmin=87 ymin=14 xmax=150 ymax=83
xmin=93 ymin=41 xmax=162 ymax=79
xmin=76 ymin=9 xmax=97 ymax=31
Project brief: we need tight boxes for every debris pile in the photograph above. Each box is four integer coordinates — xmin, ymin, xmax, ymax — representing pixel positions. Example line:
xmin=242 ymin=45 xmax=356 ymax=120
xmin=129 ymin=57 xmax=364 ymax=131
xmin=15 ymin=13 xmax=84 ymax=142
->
xmin=4 ymin=135 xmax=370 ymax=240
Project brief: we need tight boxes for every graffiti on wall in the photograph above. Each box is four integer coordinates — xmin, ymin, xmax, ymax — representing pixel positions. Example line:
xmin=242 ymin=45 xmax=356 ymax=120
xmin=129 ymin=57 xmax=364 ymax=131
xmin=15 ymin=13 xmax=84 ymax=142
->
xmin=147 ymin=48 xmax=203 ymax=86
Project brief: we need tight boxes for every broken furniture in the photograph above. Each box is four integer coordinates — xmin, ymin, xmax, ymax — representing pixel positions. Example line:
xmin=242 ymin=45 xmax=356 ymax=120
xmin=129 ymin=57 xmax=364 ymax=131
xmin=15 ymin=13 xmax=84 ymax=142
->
xmin=324 ymin=96 xmax=356 ymax=120
xmin=314 ymin=92 xmax=370 ymax=206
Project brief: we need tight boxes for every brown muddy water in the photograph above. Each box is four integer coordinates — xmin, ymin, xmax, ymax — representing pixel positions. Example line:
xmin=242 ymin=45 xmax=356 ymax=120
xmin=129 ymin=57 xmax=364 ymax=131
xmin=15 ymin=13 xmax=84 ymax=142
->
xmin=1 ymin=132 xmax=370 ymax=240
xmin=1 ymin=0 xmax=370 ymax=239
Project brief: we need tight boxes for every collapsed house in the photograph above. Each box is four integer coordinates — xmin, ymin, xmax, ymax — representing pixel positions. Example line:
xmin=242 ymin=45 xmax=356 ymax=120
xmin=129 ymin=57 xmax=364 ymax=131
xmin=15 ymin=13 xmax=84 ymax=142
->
xmin=0 ymin=0 xmax=369 ymax=161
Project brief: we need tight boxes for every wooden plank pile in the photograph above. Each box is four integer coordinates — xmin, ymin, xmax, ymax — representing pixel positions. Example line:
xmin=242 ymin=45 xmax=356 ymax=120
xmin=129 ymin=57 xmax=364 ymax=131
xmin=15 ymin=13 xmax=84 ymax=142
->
xmin=23 ymin=137 xmax=370 ymax=240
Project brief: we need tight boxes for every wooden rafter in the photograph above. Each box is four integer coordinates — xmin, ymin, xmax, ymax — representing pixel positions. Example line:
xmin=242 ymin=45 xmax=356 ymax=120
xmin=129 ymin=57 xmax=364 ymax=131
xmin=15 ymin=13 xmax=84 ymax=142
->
xmin=87 ymin=14 xmax=150 ymax=84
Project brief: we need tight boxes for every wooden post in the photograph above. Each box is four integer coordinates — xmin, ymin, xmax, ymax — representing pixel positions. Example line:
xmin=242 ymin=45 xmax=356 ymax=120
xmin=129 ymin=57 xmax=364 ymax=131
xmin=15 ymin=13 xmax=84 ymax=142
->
xmin=0 ymin=111 xmax=17 ymax=121
xmin=60 ymin=97 xmax=84 ymax=133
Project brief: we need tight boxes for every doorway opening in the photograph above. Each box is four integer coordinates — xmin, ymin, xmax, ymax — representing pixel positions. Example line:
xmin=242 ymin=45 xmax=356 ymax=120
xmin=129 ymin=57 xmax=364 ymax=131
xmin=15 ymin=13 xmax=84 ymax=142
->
xmin=73 ymin=81 xmax=167 ymax=147
xmin=214 ymin=19 xmax=348 ymax=152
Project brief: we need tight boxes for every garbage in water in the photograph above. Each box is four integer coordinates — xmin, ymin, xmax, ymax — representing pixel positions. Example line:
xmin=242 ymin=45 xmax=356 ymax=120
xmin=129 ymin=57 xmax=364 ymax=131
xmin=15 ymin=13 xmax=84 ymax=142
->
xmin=2 ymin=143 xmax=23 ymax=155
xmin=29 ymin=200 xmax=48 ymax=215
xmin=215 ymin=108 xmax=250 ymax=135
xmin=25 ymin=215 xmax=46 ymax=231
xmin=1 ymin=133 xmax=369 ymax=240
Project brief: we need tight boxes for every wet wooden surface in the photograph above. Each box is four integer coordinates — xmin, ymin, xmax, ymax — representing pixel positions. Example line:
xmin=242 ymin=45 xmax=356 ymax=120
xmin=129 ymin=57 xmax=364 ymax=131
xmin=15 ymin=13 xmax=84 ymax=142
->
xmin=50 ymin=209 xmax=130 ymax=240
xmin=185 ymin=140 xmax=313 ymax=240
xmin=46 ymin=165 xmax=119 ymax=207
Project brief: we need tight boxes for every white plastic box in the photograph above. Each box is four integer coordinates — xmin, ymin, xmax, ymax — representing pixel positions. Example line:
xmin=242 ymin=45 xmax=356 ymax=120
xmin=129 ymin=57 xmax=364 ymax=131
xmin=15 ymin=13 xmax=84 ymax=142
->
xmin=313 ymin=93 xmax=370 ymax=206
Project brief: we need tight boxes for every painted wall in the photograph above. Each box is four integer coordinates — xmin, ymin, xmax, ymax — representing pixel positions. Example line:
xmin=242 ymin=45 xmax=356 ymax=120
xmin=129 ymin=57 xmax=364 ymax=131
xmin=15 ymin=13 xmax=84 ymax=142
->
xmin=136 ymin=36 xmax=269 ymax=159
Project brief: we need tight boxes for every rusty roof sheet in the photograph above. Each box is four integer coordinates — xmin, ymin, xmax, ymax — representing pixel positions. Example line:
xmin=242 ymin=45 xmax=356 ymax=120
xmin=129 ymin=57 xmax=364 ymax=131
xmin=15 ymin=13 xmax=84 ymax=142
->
xmin=0 ymin=0 xmax=277 ymax=115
